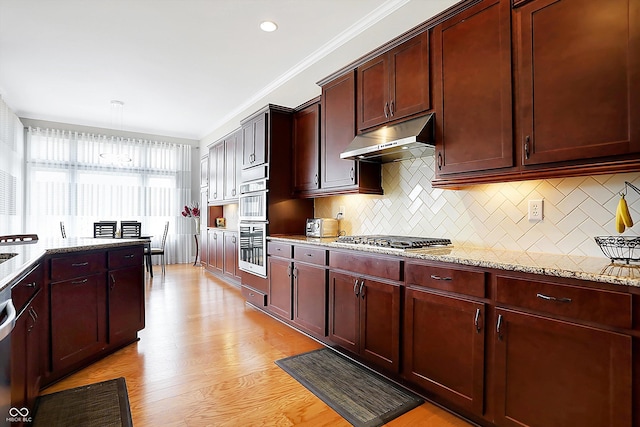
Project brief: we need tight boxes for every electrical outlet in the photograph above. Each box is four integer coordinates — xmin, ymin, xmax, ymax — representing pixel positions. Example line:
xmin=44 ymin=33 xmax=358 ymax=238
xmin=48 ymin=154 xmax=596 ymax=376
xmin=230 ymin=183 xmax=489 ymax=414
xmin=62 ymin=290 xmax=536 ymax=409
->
xmin=528 ymin=199 xmax=543 ymax=221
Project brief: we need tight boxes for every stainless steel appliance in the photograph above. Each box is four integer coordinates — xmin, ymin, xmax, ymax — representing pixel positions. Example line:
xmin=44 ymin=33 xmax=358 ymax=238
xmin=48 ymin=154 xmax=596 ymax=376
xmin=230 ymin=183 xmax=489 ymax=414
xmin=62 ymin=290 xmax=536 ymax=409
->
xmin=0 ymin=286 xmax=16 ymax=425
xmin=238 ymin=222 xmax=267 ymax=277
xmin=305 ymin=218 xmax=339 ymax=238
xmin=238 ymin=179 xmax=268 ymax=221
xmin=336 ymin=235 xmax=451 ymax=250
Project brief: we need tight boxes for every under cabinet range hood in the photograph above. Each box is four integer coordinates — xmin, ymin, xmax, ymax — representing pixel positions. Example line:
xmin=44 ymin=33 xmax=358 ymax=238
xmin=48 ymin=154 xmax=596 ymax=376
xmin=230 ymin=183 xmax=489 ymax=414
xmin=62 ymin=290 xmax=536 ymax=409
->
xmin=340 ymin=113 xmax=435 ymax=163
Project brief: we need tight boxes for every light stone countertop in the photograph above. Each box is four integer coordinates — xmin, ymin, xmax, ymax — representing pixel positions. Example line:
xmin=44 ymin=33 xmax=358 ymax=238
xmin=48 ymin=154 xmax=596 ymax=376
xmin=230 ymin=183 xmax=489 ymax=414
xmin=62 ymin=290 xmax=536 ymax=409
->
xmin=268 ymin=235 xmax=640 ymax=288
xmin=0 ymin=237 xmax=147 ymax=292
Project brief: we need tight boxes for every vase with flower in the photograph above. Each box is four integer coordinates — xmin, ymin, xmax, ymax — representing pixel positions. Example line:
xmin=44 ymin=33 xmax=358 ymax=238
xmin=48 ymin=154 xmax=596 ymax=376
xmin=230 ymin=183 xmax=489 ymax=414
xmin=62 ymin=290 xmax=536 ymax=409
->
xmin=181 ymin=202 xmax=201 ymax=234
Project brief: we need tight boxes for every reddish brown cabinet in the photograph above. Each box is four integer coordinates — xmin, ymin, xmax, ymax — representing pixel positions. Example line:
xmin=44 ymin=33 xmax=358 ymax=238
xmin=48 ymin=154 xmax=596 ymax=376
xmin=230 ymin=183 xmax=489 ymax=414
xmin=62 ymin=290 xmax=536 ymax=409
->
xmin=208 ymin=141 xmax=224 ymax=203
xmin=107 ymin=246 xmax=145 ymax=344
xmin=357 ymin=31 xmax=429 ymax=132
xmin=207 ymin=229 xmax=224 ymax=273
xmin=328 ymin=268 xmax=401 ymax=374
xmin=514 ymin=0 xmax=640 ymax=166
xmin=293 ymin=98 xmax=321 ymax=195
xmin=493 ymin=308 xmax=632 ymax=427
xmin=223 ymin=129 xmax=242 ymax=201
xmin=404 ymin=287 xmax=485 ymax=415
xmin=319 ymin=71 xmax=382 ymax=196
xmin=432 ymin=0 xmax=513 ymax=178
xmin=267 ymin=256 xmax=293 ymax=319
xmin=11 ymin=263 xmax=45 ymax=416
xmin=223 ymin=231 xmax=240 ymax=281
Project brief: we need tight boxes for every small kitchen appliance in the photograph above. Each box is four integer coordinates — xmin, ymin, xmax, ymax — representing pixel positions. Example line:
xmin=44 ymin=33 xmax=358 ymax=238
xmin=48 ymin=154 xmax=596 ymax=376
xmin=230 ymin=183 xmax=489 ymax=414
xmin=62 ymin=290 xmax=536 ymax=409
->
xmin=306 ymin=218 xmax=339 ymax=238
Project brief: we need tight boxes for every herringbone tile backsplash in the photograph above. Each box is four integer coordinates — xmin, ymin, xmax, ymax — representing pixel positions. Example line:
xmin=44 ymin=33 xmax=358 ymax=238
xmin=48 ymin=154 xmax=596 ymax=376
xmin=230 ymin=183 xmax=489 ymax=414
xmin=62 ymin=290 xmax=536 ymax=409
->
xmin=314 ymin=156 xmax=640 ymax=258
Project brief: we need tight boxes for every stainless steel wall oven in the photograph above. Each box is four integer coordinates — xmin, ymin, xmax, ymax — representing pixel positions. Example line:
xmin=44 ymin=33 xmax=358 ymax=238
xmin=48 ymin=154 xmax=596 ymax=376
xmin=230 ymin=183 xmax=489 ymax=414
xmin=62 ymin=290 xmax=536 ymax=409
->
xmin=238 ymin=221 xmax=267 ymax=277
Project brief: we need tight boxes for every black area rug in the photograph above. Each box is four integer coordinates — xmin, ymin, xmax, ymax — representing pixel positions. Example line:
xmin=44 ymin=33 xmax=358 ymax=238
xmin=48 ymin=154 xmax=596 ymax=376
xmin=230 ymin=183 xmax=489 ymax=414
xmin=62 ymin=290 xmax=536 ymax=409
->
xmin=276 ymin=348 xmax=423 ymax=427
xmin=32 ymin=377 xmax=133 ymax=427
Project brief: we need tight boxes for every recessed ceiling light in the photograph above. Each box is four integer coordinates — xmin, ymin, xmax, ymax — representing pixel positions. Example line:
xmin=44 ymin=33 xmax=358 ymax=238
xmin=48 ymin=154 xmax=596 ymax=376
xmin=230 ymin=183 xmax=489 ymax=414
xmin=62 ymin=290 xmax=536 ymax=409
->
xmin=260 ymin=21 xmax=278 ymax=32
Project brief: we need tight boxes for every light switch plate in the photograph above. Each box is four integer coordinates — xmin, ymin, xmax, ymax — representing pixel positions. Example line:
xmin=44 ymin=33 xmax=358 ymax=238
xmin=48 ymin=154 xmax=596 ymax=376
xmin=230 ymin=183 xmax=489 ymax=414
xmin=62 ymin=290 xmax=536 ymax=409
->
xmin=528 ymin=199 xmax=543 ymax=221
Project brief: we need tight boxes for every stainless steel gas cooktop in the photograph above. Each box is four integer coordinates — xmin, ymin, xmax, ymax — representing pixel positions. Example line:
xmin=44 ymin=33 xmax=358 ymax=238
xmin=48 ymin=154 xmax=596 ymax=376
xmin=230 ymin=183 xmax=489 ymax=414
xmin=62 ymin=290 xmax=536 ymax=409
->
xmin=336 ymin=235 xmax=451 ymax=250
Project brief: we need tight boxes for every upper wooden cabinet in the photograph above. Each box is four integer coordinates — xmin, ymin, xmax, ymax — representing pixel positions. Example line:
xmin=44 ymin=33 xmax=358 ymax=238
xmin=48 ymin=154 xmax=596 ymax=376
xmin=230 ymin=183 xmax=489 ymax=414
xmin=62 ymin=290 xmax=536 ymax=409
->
xmin=199 ymin=156 xmax=208 ymax=189
xmin=208 ymin=128 xmax=241 ymax=205
xmin=241 ymin=112 xmax=266 ymax=171
xmin=514 ymin=0 xmax=640 ymax=166
xmin=433 ymin=0 xmax=513 ymax=178
xmin=292 ymin=98 xmax=321 ymax=195
xmin=320 ymin=71 xmax=383 ymax=196
xmin=357 ymin=31 xmax=430 ymax=132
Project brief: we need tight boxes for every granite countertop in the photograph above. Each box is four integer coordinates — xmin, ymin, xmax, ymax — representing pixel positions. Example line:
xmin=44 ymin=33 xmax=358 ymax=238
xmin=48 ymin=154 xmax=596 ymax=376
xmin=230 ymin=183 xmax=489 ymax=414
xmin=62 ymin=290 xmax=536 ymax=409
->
xmin=268 ymin=235 xmax=640 ymax=288
xmin=0 ymin=237 xmax=147 ymax=292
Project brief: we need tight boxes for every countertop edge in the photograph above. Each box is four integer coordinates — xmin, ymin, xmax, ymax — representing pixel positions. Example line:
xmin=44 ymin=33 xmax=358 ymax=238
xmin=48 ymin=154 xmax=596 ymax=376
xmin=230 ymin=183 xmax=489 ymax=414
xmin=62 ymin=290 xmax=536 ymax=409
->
xmin=267 ymin=236 xmax=640 ymax=288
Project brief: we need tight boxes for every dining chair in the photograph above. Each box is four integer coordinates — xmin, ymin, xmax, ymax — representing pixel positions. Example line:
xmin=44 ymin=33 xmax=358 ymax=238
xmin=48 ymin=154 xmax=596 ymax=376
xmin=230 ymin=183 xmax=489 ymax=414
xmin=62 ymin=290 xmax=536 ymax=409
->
xmin=120 ymin=221 xmax=142 ymax=238
xmin=0 ymin=234 xmax=39 ymax=243
xmin=93 ymin=221 xmax=117 ymax=238
xmin=60 ymin=221 xmax=67 ymax=238
xmin=145 ymin=221 xmax=169 ymax=275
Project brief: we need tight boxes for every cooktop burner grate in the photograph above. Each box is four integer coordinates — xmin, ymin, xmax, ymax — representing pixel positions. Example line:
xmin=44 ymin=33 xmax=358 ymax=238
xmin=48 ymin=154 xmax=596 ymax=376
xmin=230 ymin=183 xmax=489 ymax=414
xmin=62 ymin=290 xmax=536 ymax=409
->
xmin=336 ymin=235 xmax=451 ymax=249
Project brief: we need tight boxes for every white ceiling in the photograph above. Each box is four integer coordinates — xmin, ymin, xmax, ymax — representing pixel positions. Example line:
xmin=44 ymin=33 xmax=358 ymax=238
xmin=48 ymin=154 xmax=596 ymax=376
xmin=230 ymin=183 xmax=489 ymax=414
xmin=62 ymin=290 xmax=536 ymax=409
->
xmin=0 ymin=0 xmax=458 ymax=142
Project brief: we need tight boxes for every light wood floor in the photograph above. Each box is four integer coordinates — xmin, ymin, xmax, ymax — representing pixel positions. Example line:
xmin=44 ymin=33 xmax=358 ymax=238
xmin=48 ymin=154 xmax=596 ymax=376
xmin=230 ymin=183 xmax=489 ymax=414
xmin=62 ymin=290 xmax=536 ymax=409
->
xmin=42 ymin=264 xmax=473 ymax=426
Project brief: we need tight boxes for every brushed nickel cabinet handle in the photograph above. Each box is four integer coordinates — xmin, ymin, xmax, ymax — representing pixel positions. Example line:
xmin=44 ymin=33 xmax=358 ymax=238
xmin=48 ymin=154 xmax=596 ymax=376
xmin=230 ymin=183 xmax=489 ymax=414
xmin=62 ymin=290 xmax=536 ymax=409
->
xmin=524 ymin=135 xmax=531 ymax=160
xmin=496 ymin=314 xmax=504 ymax=341
xmin=359 ymin=280 xmax=365 ymax=299
xmin=536 ymin=293 xmax=572 ymax=303
xmin=437 ymin=152 xmax=443 ymax=170
xmin=474 ymin=308 xmax=481 ymax=333
xmin=384 ymin=102 xmax=389 ymax=119
xmin=430 ymin=274 xmax=452 ymax=281
xmin=71 ymin=262 xmax=89 ymax=267
xmin=353 ymin=279 xmax=359 ymax=296
xmin=25 ymin=281 xmax=37 ymax=288
xmin=71 ymin=278 xmax=88 ymax=285
xmin=390 ymin=100 xmax=394 ymax=117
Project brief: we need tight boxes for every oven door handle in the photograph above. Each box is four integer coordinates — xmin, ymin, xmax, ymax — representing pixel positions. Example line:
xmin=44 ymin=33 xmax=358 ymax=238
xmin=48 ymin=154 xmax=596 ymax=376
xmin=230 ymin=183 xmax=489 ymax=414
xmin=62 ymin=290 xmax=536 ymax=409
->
xmin=0 ymin=299 xmax=17 ymax=341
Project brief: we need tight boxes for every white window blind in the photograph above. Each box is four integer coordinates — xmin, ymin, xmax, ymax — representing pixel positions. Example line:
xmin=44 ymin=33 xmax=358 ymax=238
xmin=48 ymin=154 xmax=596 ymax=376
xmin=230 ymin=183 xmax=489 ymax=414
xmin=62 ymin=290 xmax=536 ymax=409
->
xmin=0 ymin=97 xmax=24 ymax=234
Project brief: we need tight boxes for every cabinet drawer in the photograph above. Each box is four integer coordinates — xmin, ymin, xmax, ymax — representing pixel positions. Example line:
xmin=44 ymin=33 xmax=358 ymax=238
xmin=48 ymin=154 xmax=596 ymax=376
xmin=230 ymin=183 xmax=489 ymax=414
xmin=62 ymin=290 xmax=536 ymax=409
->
xmin=108 ymin=246 xmax=144 ymax=269
xmin=293 ymin=246 xmax=327 ymax=266
xmin=242 ymin=285 xmax=267 ymax=307
xmin=405 ymin=263 xmax=485 ymax=298
xmin=11 ymin=263 xmax=43 ymax=314
xmin=268 ymin=241 xmax=292 ymax=258
xmin=495 ymin=276 xmax=632 ymax=329
xmin=329 ymin=251 xmax=401 ymax=281
xmin=50 ymin=252 xmax=106 ymax=282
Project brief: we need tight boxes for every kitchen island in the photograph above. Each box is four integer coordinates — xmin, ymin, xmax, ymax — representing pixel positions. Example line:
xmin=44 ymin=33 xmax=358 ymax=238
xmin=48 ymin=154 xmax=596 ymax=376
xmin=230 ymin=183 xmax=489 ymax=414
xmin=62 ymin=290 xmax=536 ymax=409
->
xmin=254 ymin=235 xmax=640 ymax=427
xmin=3 ymin=237 xmax=146 ymax=413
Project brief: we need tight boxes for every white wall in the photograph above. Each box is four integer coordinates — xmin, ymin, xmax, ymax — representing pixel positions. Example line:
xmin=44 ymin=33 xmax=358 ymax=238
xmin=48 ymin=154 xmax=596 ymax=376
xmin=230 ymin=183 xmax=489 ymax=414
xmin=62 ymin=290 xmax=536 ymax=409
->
xmin=314 ymin=156 xmax=640 ymax=258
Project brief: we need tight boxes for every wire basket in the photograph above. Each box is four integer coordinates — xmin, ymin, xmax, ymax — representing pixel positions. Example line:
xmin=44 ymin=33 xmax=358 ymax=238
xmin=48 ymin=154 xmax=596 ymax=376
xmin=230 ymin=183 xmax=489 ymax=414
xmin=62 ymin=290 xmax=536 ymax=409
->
xmin=594 ymin=236 xmax=640 ymax=264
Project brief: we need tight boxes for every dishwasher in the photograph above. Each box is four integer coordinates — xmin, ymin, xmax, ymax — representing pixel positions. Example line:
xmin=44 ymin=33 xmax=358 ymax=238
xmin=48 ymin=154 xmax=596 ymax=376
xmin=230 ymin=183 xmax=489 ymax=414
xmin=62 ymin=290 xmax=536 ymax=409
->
xmin=0 ymin=285 xmax=16 ymax=426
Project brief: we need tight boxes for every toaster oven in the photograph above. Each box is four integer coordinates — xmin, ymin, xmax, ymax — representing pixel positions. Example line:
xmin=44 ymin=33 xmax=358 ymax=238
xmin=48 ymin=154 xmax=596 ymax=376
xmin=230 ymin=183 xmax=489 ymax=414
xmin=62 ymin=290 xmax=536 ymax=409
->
xmin=305 ymin=218 xmax=339 ymax=238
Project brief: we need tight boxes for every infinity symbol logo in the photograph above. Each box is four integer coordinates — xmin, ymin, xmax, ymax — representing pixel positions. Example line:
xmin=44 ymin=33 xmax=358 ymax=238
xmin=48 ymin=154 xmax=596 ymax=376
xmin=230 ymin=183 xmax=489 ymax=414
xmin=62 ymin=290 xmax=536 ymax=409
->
xmin=9 ymin=407 xmax=29 ymax=417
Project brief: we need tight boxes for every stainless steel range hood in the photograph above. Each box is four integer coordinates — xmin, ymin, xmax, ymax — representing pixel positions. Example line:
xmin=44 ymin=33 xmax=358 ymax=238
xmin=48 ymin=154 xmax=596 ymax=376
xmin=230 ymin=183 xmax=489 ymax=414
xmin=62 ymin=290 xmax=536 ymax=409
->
xmin=340 ymin=113 xmax=435 ymax=163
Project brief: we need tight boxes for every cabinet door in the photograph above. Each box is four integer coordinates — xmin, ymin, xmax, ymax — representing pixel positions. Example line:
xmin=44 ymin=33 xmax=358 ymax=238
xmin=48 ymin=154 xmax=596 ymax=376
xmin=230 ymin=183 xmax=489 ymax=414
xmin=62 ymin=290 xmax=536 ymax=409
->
xmin=50 ymin=273 xmax=107 ymax=372
xmin=200 ymin=156 xmax=208 ymax=188
xmin=293 ymin=102 xmax=320 ymax=193
xmin=328 ymin=271 xmax=360 ymax=354
xmin=389 ymin=31 xmax=430 ymax=123
xmin=215 ymin=231 xmax=224 ymax=272
xmin=208 ymin=142 xmax=224 ymax=203
xmin=223 ymin=232 xmax=239 ymax=280
xmin=359 ymin=278 xmax=401 ymax=373
xmin=242 ymin=113 xmax=267 ymax=169
xmin=25 ymin=291 xmax=45 ymax=412
xmin=494 ymin=308 xmax=632 ymax=427
xmin=321 ymin=72 xmax=357 ymax=189
xmin=293 ymin=263 xmax=327 ymax=337
xmin=108 ymin=265 xmax=144 ymax=343
xmin=11 ymin=304 xmax=27 ymax=409
xmin=433 ymin=0 xmax=513 ymax=176
xmin=206 ymin=229 xmax=218 ymax=271
xmin=223 ymin=131 xmax=240 ymax=201
xmin=357 ymin=55 xmax=389 ymax=131
xmin=268 ymin=257 xmax=293 ymax=319
xmin=516 ymin=0 xmax=640 ymax=165
xmin=404 ymin=288 xmax=484 ymax=414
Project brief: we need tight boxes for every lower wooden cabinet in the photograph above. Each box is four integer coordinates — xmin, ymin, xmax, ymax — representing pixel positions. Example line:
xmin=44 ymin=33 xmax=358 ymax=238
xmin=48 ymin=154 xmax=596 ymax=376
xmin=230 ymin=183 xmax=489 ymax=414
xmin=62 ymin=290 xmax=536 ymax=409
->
xmin=267 ymin=256 xmax=293 ymax=319
xmin=50 ymin=272 xmax=107 ymax=373
xmin=403 ymin=287 xmax=485 ymax=415
xmin=223 ymin=231 xmax=241 ymax=281
xmin=292 ymin=262 xmax=327 ymax=337
xmin=108 ymin=268 xmax=145 ymax=343
xmin=329 ymin=270 xmax=401 ymax=373
xmin=493 ymin=308 xmax=632 ymax=427
xmin=205 ymin=229 xmax=241 ymax=283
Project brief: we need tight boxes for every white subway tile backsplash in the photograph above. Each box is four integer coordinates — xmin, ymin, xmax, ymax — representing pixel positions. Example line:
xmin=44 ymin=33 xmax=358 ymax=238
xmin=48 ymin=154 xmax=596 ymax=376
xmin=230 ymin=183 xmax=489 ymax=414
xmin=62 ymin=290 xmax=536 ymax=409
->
xmin=314 ymin=157 xmax=640 ymax=258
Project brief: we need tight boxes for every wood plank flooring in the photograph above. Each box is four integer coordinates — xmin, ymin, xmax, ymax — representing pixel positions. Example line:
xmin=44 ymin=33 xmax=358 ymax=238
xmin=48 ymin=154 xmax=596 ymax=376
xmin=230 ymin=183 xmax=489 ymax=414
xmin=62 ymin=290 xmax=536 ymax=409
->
xmin=42 ymin=264 xmax=473 ymax=426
